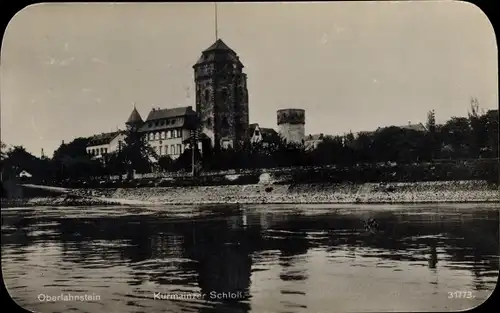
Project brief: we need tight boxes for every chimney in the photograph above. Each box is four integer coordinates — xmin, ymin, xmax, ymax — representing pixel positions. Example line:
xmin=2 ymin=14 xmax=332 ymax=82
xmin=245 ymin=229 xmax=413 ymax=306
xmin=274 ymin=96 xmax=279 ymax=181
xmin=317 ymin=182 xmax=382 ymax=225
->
xmin=62 ymin=140 xmax=65 ymax=145
xmin=408 ymin=120 xmax=411 ymax=126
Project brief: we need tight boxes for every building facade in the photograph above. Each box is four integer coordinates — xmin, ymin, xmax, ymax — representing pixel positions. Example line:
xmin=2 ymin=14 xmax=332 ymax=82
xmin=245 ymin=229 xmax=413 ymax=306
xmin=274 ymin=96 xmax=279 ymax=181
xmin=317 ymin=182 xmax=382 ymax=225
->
xmin=193 ymin=39 xmax=250 ymax=151
xmin=86 ymin=131 xmax=126 ymax=159
xmin=277 ymin=109 xmax=305 ymax=145
xmin=126 ymin=106 xmax=199 ymax=160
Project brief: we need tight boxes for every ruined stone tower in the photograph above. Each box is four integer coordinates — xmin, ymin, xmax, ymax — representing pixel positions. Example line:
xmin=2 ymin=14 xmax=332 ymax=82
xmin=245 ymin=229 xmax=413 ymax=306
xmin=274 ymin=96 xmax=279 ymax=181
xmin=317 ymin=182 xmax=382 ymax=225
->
xmin=277 ymin=108 xmax=305 ymax=145
xmin=193 ymin=39 xmax=249 ymax=151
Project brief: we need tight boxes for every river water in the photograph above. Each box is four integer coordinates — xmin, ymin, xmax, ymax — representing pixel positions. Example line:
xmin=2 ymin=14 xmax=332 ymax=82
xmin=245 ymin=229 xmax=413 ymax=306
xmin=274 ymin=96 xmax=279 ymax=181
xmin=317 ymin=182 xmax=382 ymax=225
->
xmin=2 ymin=203 xmax=499 ymax=313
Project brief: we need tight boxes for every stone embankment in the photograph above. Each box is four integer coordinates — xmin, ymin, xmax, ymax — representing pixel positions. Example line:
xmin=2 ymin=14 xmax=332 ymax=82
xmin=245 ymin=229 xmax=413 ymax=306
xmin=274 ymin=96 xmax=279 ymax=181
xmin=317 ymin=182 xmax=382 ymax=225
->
xmin=1 ymin=194 xmax=121 ymax=208
xmin=70 ymin=180 xmax=499 ymax=205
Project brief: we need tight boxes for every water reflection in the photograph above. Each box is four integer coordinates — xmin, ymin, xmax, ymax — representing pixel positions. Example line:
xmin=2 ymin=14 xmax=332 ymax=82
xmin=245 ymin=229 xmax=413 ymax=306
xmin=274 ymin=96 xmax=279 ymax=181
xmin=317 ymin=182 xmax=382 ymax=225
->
xmin=2 ymin=204 xmax=499 ymax=312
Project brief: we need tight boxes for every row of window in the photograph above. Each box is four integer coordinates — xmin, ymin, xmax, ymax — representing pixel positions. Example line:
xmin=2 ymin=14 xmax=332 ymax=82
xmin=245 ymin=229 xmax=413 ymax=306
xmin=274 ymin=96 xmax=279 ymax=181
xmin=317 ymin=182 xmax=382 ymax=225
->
xmin=154 ymin=144 xmax=183 ymax=156
xmin=89 ymin=147 xmax=108 ymax=156
xmin=147 ymin=118 xmax=180 ymax=128
xmin=145 ymin=129 xmax=182 ymax=141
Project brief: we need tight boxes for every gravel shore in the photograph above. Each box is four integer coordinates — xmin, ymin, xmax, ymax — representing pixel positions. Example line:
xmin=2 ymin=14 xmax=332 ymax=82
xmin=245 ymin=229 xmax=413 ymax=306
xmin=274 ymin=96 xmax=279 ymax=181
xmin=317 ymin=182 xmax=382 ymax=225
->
xmin=71 ymin=180 xmax=499 ymax=206
xmin=3 ymin=180 xmax=498 ymax=208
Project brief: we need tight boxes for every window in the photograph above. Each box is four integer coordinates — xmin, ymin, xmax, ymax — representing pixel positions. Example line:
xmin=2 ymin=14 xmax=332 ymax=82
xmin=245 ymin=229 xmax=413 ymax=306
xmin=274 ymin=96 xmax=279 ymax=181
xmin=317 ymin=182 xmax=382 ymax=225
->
xmin=171 ymin=144 xmax=176 ymax=155
xmin=166 ymin=130 xmax=171 ymax=139
xmin=149 ymin=133 xmax=154 ymax=141
xmin=155 ymin=132 xmax=160 ymax=140
xmin=165 ymin=145 xmax=168 ymax=155
xmin=159 ymin=146 xmax=163 ymax=155
xmin=177 ymin=144 xmax=182 ymax=155
xmin=177 ymin=129 xmax=182 ymax=137
xmin=204 ymin=90 xmax=210 ymax=102
xmin=104 ymin=148 xmax=108 ymax=154
xmin=161 ymin=120 xmax=165 ymax=125
xmin=161 ymin=131 xmax=165 ymax=139
xmin=100 ymin=148 xmax=104 ymax=154
xmin=255 ymin=130 xmax=260 ymax=136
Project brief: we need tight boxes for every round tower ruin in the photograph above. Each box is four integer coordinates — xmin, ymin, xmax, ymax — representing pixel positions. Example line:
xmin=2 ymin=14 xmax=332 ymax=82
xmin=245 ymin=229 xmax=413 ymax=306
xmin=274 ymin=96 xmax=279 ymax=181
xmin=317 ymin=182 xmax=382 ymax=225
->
xmin=277 ymin=108 xmax=305 ymax=145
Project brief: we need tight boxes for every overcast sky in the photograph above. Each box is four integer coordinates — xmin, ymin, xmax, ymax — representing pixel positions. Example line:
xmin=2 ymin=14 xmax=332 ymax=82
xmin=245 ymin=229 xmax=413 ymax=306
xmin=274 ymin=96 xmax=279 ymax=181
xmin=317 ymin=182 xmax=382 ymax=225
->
xmin=1 ymin=1 xmax=497 ymax=157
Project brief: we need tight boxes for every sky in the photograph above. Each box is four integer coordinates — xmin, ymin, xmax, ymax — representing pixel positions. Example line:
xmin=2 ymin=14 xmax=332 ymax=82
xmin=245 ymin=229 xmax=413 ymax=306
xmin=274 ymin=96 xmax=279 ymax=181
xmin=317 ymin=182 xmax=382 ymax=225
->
xmin=1 ymin=1 xmax=497 ymax=157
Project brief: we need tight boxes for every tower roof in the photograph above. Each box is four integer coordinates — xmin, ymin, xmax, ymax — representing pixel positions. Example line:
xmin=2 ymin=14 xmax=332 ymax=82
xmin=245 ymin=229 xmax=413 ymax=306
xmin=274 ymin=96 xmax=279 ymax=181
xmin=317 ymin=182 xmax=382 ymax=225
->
xmin=194 ymin=38 xmax=243 ymax=67
xmin=203 ymin=39 xmax=235 ymax=53
xmin=126 ymin=106 xmax=143 ymax=125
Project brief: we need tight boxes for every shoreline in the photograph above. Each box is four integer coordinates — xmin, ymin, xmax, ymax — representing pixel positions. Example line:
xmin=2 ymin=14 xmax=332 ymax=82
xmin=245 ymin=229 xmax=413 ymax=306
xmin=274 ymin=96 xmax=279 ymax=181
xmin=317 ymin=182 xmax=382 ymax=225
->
xmin=2 ymin=198 xmax=499 ymax=209
xmin=2 ymin=180 xmax=498 ymax=208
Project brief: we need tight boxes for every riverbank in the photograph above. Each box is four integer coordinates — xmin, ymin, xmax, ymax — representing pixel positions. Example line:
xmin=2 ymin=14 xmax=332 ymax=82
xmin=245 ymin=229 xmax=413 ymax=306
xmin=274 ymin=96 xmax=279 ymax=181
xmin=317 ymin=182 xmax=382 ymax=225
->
xmin=3 ymin=180 xmax=498 ymax=208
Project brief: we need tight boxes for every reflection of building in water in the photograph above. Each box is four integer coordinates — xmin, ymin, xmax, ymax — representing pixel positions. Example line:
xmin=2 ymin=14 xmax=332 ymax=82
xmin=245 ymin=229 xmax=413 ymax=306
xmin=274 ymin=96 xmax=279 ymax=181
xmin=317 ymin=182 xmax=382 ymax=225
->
xmin=149 ymin=233 xmax=184 ymax=259
xmin=181 ymin=219 xmax=252 ymax=301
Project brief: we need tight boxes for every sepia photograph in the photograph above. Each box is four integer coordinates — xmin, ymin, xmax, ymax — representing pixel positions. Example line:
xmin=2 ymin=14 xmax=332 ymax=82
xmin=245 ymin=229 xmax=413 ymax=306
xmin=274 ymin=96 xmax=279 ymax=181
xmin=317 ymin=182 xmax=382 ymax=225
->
xmin=1 ymin=1 xmax=499 ymax=312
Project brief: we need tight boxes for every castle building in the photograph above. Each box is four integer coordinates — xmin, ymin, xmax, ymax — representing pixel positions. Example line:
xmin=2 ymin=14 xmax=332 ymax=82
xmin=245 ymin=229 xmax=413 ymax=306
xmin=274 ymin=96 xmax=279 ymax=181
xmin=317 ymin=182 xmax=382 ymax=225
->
xmin=86 ymin=38 xmax=252 ymax=162
xmin=193 ymin=39 xmax=250 ymax=151
xmin=126 ymin=105 xmax=199 ymax=160
xmin=277 ymin=109 xmax=305 ymax=145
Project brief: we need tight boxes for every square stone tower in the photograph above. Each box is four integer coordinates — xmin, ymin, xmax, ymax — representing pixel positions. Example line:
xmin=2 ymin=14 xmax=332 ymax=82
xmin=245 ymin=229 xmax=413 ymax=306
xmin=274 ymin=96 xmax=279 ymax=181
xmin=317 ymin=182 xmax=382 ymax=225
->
xmin=193 ymin=39 xmax=249 ymax=151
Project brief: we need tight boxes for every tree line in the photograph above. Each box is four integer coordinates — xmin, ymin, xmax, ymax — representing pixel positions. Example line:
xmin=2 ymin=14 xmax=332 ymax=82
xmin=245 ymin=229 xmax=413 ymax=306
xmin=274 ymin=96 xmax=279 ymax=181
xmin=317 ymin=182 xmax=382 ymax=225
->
xmin=1 ymin=99 xmax=498 ymax=184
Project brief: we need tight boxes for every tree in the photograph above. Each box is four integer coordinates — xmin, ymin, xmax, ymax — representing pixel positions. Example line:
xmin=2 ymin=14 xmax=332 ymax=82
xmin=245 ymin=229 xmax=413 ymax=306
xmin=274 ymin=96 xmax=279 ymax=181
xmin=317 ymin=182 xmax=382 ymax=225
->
xmin=2 ymin=145 xmax=52 ymax=182
xmin=158 ymin=155 xmax=175 ymax=172
xmin=439 ymin=117 xmax=472 ymax=159
xmin=119 ymin=128 xmax=157 ymax=178
xmin=468 ymin=98 xmax=488 ymax=158
xmin=52 ymin=137 xmax=89 ymax=160
xmin=426 ymin=110 xmax=437 ymax=159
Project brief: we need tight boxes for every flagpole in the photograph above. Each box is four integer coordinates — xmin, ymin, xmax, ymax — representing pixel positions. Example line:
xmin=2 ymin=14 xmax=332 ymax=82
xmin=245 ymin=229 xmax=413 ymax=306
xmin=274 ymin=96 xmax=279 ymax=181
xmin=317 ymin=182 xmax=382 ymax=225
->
xmin=214 ymin=2 xmax=218 ymax=40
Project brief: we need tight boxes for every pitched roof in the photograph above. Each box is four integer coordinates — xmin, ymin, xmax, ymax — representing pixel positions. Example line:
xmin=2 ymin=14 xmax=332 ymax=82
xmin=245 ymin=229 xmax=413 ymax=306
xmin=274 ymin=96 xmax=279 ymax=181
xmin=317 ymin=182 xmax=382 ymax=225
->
xmin=396 ymin=122 xmax=427 ymax=132
xmin=203 ymin=39 xmax=235 ymax=53
xmin=126 ymin=107 xmax=143 ymax=125
xmin=260 ymin=128 xmax=278 ymax=138
xmin=145 ymin=106 xmax=195 ymax=121
xmin=194 ymin=39 xmax=243 ymax=67
xmin=249 ymin=124 xmax=278 ymax=140
xmin=249 ymin=123 xmax=259 ymax=134
xmin=87 ymin=131 xmax=124 ymax=146
xmin=138 ymin=106 xmax=197 ymax=132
